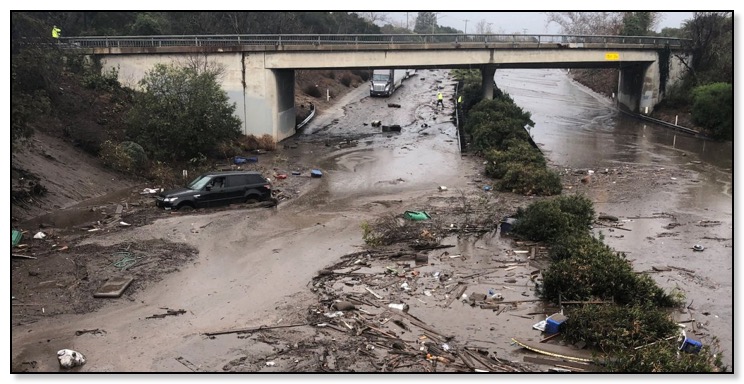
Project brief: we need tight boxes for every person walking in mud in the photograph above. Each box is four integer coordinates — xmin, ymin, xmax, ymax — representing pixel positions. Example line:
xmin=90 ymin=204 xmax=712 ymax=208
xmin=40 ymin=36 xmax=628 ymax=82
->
xmin=52 ymin=25 xmax=61 ymax=40
xmin=436 ymin=91 xmax=444 ymax=110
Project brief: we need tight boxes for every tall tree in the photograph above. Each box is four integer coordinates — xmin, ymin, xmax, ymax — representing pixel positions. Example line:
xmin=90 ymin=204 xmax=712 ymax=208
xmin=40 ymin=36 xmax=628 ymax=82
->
xmin=414 ymin=12 xmax=437 ymax=34
xmin=474 ymin=19 xmax=493 ymax=34
xmin=621 ymin=12 xmax=661 ymax=36
xmin=545 ymin=12 xmax=622 ymax=35
xmin=679 ymin=12 xmax=733 ymax=84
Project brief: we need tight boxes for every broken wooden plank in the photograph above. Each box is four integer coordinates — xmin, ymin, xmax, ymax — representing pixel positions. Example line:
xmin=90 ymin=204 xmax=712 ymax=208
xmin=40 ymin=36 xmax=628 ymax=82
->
xmin=668 ymin=265 xmax=695 ymax=274
xmin=561 ymin=300 xmax=613 ymax=305
xmin=652 ymin=266 xmax=672 ymax=272
xmin=523 ymin=356 xmax=597 ymax=371
xmin=365 ymin=287 xmax=384 ymax=299
xmin=540 ymin=333 xmax=561 ymax=343
xmin=511 ymin=338 xmax=595 ymax=363
xmin=204 ymin=322 xmax=309 ymax=336
xmin=175 ymin=356 xmax=203 ymax=372
xmin=11 ymin=254 xmax=37 ymax=259
xmin=445 ymin=284 xmax=468 ymax=308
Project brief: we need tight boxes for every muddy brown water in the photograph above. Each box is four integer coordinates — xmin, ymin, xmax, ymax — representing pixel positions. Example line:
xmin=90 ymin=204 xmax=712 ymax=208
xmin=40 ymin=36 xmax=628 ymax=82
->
xmin=11 ymin=68 xmax=733 ymax=372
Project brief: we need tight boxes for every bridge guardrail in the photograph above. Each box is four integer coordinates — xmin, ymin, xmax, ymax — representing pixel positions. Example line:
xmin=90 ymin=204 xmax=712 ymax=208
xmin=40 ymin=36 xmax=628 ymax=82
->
xmin=58 ymin=34 xmax=689 ymax=49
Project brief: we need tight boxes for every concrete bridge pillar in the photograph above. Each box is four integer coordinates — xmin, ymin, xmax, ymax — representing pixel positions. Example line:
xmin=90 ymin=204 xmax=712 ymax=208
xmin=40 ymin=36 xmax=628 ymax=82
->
xmin=480 ymin=65 xmax=496 ymax=100
xmin=243 ymin=53 xmax=296 ymax=141
xmin=617 ymin=61 xmax=659 ymax=115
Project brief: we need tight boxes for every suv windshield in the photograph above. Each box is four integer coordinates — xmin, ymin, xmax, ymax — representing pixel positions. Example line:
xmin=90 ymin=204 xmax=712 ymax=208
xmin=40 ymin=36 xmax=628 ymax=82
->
xmin=187 ymin=175 xmax=212 ymax=190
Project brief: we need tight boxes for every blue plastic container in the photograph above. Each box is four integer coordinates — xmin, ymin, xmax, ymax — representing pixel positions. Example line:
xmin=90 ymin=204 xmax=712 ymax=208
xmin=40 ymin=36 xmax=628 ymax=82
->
xmin=545 ymin=313 xmax=567 ymax=335
xmin=311 ymin=169 xmax=323 ymax=178
xmin=679 ymin=337 xmax=702 ymax=354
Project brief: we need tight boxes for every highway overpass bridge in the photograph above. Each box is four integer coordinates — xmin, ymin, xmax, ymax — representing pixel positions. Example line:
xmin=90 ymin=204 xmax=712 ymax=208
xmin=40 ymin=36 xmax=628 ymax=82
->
xmin=61 ymin=34 xmax=691 ymax=141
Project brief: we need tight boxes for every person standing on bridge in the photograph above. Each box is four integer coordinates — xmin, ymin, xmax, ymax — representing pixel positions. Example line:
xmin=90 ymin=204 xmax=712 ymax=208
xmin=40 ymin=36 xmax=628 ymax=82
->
xmin=52 ymin=25 xmax=61 ymax=39
xmin=436 ymin=92 xmax=444 ymax=110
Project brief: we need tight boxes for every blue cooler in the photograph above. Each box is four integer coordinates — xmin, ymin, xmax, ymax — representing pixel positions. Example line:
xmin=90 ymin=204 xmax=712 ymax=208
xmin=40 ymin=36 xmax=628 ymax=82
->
xmin=545 ymin=313 xmax=567 ymax=335
xmin=679 ymin=337 xmax=702 ymax=354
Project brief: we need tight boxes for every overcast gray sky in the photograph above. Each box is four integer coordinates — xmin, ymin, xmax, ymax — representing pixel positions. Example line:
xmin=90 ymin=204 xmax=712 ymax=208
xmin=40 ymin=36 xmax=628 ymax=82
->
xmin=384 ymin=12 xmax=693 ymax=34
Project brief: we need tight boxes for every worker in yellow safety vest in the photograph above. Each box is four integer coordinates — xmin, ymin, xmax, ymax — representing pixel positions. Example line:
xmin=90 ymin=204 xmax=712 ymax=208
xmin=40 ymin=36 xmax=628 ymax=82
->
xmin=457 ymin=95 xmax=463 ymax=105
xmin=436 ymin=92 xmax=444 ymax=109
xmin=52 ymin=25 xmax=61 ymax=39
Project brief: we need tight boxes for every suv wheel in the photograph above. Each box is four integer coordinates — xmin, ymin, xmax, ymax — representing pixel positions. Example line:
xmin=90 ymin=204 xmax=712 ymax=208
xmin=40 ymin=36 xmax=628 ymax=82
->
xmin=178 ymin=203 xmax=194 ymax=211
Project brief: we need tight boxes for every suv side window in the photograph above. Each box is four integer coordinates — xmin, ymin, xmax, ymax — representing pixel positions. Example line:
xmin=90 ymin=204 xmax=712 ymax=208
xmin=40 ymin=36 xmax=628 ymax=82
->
xmin=247 ymin=174 xmax=265 ymax=185
xmin=225 ymin=175 xmax=243 ymax=188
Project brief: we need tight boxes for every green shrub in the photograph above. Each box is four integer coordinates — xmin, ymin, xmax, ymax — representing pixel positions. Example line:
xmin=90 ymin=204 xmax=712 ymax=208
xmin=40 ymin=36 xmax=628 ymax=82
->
xmin=549 ymin=232 xmax=610 ymax=262
xmin=485 ymin=140 xmax=546 ymax=179
xmin=304 ymin=84 xmax=322 ymax=98
xmin=340 ymin=74 xmax=352 ymax=87
xmin=562 ymin=304 xmax=679 ymax=352
xmin=512 ymin=195 xmax=593 ymax=242
xmin=83 ymin=66 xmax=120 ymax=91
xmin=498 ymin=164 xmax=562 ymax=196
xmin=691 ymin=82 xmax=733 ymax=140
xmin=602 ymin=338 xmax=725 ymax=372
xmin=99 ymin=140 xmax=148 ymax=173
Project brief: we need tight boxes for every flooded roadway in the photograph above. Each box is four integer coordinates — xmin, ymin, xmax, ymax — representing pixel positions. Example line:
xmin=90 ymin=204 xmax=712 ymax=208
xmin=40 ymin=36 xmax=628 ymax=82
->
xmin=496 ymin=68 xmax=733 ymax=368
xmin=12 ymin=67 xmax=733 ymax=372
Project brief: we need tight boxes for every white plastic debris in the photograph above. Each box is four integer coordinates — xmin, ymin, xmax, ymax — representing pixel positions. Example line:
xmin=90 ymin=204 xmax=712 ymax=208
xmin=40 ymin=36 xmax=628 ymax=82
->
xmin=33 ymin=232 xmax=46 ymax=239
xmin=424 ymin=290 xmax=432 ymax=297
xmin=693 ymin=244 xmax=705 ymax=252
xmin=57 ymin=349 xmax=86 ymax=369
xmin=388 ymin=303 xmax=408 ymax=311
xmin=265 ymin=361 xmax=275 ymax=367
xmin=587 ymin=170 xmax=595 ymax=175
xmin=438 ymin=186 xmax=448 ymax=191
xmin=400 ymin=282 xmax=411 ymax=291
xmin=532 ymin=320 xmax=547 ymax=332
xmin=442 ymin=343 xmax=451 ymax=351
xmin=119 ymin=221 xmax=131 ymax=226
xmin=324 ymin=311 xmax=345 ymax=318
xmin=141 ymin=188 xmax=159 ymax=195
xmin=460 ymin=293 xmax=469 ymax=302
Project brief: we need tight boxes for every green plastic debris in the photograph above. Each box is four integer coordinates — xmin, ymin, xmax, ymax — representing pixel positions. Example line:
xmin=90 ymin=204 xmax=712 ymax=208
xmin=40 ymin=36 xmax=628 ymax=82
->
xmin=404 ymin=211 xmax=431 ymax=221
xmin=11 ymin=230 xmax=22 ymax=248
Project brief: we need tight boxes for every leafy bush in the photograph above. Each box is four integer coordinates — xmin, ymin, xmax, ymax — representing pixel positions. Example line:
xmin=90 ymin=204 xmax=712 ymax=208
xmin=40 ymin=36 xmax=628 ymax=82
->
xmin=303 ymin=84 xmax=322 ymax=98
xmin=340 ymin=74 xmax=352 ymax=87
xmin=99 ymin=140 xmax=148 ymax=173
xmin=512 ymin=195 xmax=593 ymax=242
xmin=540 ymin=245 xmax=680 ymax=306
xmin=465 ymin=98 xmax=534 ymax=152
xmin=127 ymin=64 xmax=241 ymax=161
xmin=498 ymin=163 xmax=562 ymax=196
xmin=351 ymin=69 xmax=370 ymax=81
xmin=549 ymin=232 xmax=610 ymax=262
xmin=485 ymin=140 xmax=546 ymax=179
xmin=691 ymin=82 xmax=733 ymax=140
xmin=601 ymin=338 xmax=725 ymax=372
xmin=83 ymin=66 xmax=120 ymax=91
xmin=562 ymin=304 xmax=679 ymax=352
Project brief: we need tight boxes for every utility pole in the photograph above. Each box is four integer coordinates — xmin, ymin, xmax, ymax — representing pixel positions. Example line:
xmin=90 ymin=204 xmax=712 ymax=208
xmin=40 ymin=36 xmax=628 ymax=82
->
xmin=406 ymin=12 xmax=409 ymax=30
xmin=464 ymin=19 xmax=469 ymax=34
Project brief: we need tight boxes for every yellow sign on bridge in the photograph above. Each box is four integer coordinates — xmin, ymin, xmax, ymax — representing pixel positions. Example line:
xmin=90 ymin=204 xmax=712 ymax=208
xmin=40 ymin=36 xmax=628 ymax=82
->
xmin=605 ymin=52 xmax=620 ymax=61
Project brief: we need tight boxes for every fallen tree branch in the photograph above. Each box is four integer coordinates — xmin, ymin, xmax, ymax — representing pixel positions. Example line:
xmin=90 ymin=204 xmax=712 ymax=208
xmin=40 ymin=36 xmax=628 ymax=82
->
xmin=204 ymin=322 xmax=309 ymax=337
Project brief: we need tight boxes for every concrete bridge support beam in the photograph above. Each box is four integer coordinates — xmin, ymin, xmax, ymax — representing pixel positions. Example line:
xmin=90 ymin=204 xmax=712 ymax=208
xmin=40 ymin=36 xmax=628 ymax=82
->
xmin=617 ymin=61 xmax=659 ymax=115
xmin=243 ymin=53 xmax=296 ymax=141
xmin=480 ymin=65 xmax=496 ymax=100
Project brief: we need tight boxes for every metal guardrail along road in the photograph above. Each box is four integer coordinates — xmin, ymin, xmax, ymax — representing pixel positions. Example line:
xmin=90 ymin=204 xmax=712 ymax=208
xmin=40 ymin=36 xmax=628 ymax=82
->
xmin=59 ymin=33 xmax=689 ymax=49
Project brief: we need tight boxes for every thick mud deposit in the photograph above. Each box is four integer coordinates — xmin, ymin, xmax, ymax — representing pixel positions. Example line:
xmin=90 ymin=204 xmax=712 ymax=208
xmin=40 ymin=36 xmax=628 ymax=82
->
xmin=11 ymin=69 xmax=732 ymax=373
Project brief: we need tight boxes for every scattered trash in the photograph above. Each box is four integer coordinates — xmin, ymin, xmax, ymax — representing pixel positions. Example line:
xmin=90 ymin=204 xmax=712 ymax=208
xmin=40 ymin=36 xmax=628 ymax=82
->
xmin=403 ymin=211 xmax=431 ymax=221
xmin=311 ymin=169 xmax=323 ymax=178
xmin=400 ymin=282 xmax=411 ymax=291
xmin=387 ymin=103 xmax=401 ymax=108
xmin=324 ymin=311 xmax=345 ymax=318
xmin=93 ymin=277 xmax=134 ymax=298
xmin=500 ymin=218 xmax=518 ymax=234
xmin=371 ymin=120 xmax=382 ymax=127
xmin=33 ymin=231 xmax=46 ymax=239
xmin=146 ymin=308 xmax=187 ymax=319
xmin=331 ymin=301 xmax=355 ymax=311
xmin=671 ymin=177 xmax=677 ymax=180
xmin=381 ymin=125 xmax=402 ymax=132
xmin=265 ymin=361 xmax=276 ymax=367
xmin=483 ymin=186 xmax=492 ymax=191
xmin=141 ymin=188 xmax=160 ymax=195
xmin=532 ymin=319 xmax=548 ymax=332
xmin=442 ymin=343 xmax=451 ymax=351
xmin=598 ymin=214 xmax=619 ymax=222
xmin=87 ymin=228 xmax=101 ymax=232
xmin=276 ymin=174 xmax=288 ymax=180
xmin=57 ymin=349 xmax=86 ymax=369
xmin=388 ymin=303 xmax=409 ymax=311
xmin=438 ymin=186 xmax=448 ymax=191
xmin=587 ymin=170 xmax=595 ymax=175
xmin=291 ymin=171 xmax=302 ymax=176
xmin=692 ymin=244 xmax=705 ymax=252
xmin=11 ymin=230 xmax=22 ymax=247
xmin=119 ymin=221 xmax=131 ymax=227
xmin=424 ymin=290 xmax=433 ymax=297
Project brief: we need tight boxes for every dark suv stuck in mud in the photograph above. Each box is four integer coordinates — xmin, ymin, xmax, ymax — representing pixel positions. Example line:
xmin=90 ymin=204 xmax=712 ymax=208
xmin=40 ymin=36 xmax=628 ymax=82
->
xmin=156 ymin=171 xmax=273 ymax=211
